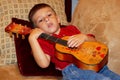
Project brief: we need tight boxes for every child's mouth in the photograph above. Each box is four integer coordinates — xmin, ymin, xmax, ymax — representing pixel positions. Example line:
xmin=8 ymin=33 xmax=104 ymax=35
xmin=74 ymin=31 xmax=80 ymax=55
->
xmin=48 ymin=23 xmax=53 ymax=28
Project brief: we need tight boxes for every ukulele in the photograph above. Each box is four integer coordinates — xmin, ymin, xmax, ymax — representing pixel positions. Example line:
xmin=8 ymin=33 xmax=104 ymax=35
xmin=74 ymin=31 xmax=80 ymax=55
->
xmin=5 ymin=18 xmax=108 ymax=72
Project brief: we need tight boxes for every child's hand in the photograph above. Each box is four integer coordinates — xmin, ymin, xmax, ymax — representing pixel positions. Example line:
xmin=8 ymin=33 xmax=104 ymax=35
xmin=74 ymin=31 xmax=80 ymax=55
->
xmin=29 ymin=28 xmax=44 ymax=39
xmin=67 ymin=34 xmax=88 ymax=48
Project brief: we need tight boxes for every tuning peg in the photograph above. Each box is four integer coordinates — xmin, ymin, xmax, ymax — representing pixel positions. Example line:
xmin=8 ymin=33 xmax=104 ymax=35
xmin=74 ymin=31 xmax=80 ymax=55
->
xmin=22 ymin=35 xmax=25 ymax=39
xmin=16 ymin=33 xmax=19 ymax=38
xmin=19 ymin=24 xmax=22 ymax=26
xmin=13 ymin=22 xmax=16 ymax=25
xmin=9 ymin=32 xmax=13 ymax=38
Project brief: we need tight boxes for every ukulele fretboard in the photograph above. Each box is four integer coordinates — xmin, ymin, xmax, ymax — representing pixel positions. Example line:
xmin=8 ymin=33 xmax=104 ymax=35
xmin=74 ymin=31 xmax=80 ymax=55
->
xmin=39 ymin=33 xmax=68 ymax=46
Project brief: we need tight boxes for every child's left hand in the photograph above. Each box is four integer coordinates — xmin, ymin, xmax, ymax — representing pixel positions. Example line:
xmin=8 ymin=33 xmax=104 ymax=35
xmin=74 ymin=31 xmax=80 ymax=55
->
xmin=67 ymin=33 xmax=88 ymax=48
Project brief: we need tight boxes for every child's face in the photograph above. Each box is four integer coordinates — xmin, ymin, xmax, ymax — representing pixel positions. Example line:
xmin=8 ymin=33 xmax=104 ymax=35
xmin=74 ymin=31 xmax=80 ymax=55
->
xmin=32 ymin=7 xmax=60 ymax=34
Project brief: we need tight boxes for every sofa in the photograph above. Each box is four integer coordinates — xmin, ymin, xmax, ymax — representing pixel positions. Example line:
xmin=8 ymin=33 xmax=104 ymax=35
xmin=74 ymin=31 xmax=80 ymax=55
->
xmin=0 ymin=0 xmax=120 ymax=80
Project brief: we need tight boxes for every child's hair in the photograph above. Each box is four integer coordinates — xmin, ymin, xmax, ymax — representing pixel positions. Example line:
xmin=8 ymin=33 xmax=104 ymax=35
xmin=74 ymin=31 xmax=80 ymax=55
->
xmin=28 ymin=3 xmax=56 ymax=26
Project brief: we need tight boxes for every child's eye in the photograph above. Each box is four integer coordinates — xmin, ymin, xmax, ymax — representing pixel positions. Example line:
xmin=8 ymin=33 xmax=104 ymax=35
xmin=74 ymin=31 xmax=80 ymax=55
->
xmin=48 ymin=13 xmax=52 ymax=17
xmin=38 ymin=19 xmax=43 ymax=23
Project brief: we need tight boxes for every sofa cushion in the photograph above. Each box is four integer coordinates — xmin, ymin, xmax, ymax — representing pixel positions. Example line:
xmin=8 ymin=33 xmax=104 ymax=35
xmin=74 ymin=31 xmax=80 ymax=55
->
xmin=0 ymin=0 xmax=67 ymax=65
xmin=72 ymin=0 xmax=109 ymax=43
xmin=71 ymin=0 xmax=120 ymax=74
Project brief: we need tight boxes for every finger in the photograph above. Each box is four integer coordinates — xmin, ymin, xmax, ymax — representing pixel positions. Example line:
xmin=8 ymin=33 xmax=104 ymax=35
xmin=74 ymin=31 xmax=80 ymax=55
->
xmin=68 ymin=39 xmax=78 ymax=47
xmin=67 ymin=35 xmax=76 ymax=44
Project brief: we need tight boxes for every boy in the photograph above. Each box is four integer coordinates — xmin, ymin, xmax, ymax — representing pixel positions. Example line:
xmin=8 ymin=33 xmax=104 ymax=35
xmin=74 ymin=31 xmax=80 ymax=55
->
xmin=28 ymin=3 xmax=120 ymax=80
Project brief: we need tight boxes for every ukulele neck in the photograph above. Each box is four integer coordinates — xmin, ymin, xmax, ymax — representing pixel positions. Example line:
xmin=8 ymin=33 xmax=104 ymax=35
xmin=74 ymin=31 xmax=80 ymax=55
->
xmin=39 ymin=33 xmax=67 ymax=46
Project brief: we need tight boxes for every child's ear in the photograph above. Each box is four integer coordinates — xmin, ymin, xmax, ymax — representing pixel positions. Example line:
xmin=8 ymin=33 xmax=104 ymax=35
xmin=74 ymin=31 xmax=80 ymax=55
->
xmin=57 ymin=16 xmax=60 ymax=23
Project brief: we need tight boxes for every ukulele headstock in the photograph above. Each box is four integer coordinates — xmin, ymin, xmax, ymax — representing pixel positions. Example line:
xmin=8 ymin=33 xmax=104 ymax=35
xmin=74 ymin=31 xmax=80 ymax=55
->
xmin=5 ymin=18 xmax=32 ymax=39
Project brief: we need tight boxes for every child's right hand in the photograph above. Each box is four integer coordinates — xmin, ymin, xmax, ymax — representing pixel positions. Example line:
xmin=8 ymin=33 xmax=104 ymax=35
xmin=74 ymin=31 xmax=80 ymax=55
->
xmin=29 ymin=28 xmax=44 ymax=39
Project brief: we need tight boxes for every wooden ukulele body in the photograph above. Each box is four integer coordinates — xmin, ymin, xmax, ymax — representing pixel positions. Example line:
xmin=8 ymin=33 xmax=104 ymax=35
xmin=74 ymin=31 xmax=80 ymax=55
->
xmin=55 ymin=36 xmax=108 ymax=72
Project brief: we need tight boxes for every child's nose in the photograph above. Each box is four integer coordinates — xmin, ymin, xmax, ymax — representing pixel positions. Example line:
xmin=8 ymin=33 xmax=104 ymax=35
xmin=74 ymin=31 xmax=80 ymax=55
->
xmin=44 ymin=16 xmax=49 ymax=22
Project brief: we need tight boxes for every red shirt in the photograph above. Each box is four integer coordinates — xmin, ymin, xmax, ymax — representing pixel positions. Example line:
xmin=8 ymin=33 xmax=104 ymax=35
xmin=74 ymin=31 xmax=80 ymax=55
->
xmin=37 ymin=25 xmax=94 ymax=70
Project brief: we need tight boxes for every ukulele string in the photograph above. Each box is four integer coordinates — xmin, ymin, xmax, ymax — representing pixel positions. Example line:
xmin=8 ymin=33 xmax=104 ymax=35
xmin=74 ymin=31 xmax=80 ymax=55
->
xmin=54 ymin=38 xmax=59 ymax=43
xmin=45 ymin=35 xmax=50 ymax=40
